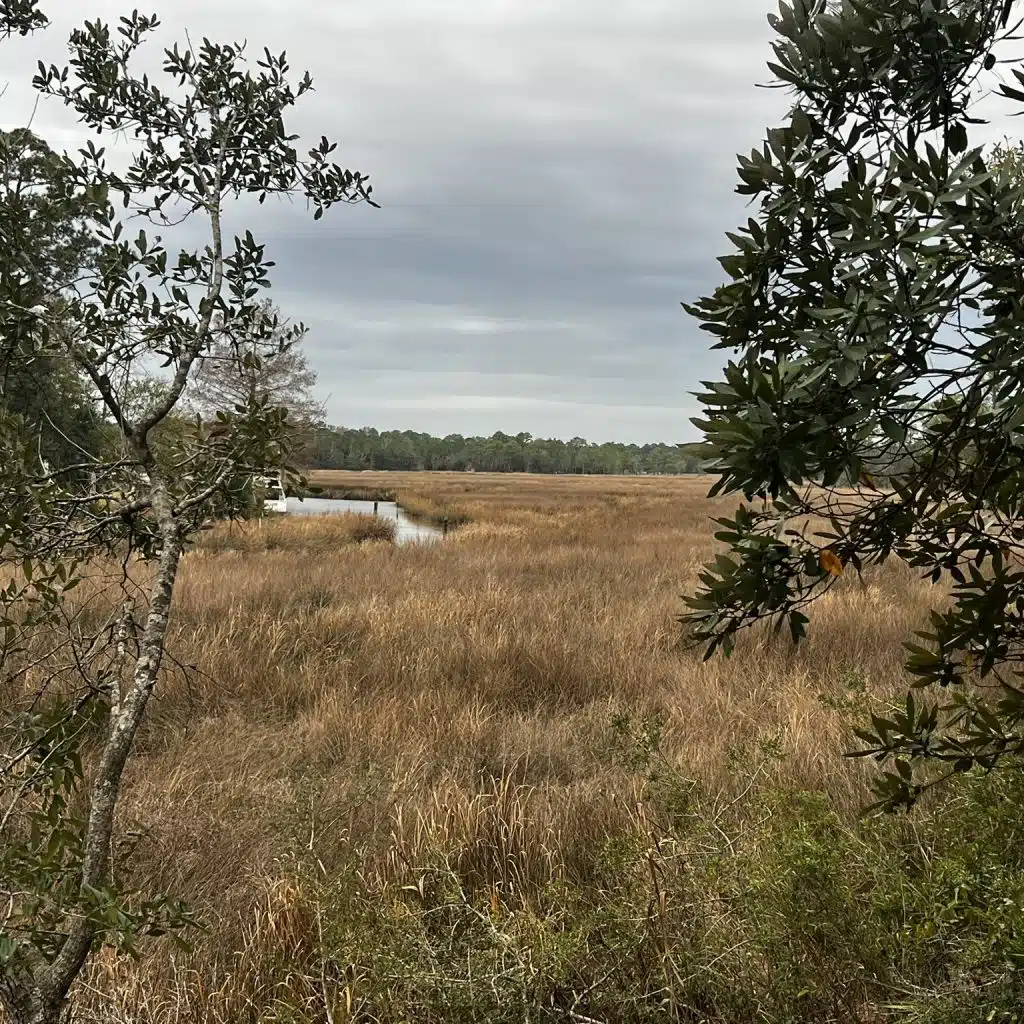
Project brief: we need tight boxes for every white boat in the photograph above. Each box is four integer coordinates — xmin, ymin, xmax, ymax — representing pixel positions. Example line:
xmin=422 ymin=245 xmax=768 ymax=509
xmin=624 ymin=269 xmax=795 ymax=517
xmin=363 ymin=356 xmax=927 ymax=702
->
xmin=260 ymin=474 xmax=288 ymax=515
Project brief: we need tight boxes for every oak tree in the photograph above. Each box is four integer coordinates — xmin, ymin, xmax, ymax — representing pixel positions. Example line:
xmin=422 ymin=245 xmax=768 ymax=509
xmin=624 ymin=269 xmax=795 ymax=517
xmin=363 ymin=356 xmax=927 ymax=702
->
xmin=0 ymin=6 xmax=376 ymax=1022
xmin=684 ymin=0 xmax=1024 ymax=811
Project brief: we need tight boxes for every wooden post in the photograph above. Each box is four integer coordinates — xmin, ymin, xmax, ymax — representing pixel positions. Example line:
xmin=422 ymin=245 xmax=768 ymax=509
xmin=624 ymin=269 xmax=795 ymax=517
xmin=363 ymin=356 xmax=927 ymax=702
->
xmin=442 ymin=516 xmax=449 ymax=537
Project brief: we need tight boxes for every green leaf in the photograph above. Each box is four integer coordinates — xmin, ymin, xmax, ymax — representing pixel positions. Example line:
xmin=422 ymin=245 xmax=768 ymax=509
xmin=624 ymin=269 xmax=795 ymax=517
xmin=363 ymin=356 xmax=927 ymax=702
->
xmin=947 ymin=121 xmax=968 ymax=155
xmin=683 ymin=0 xmax=1024 ymax=812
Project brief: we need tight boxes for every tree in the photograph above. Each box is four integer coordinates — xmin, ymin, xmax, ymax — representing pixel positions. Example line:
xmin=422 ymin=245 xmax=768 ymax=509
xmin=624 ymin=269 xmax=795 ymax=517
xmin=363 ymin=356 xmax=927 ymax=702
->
xmin=0 ymin=128 xmax=111 ymax=473
xmin=567 ymin=436 xmax=588 ymax=473
xmin=0 ymin=7 xmax=376 ymax=1022
xmin=0 ymin=128 xmax=99 ymax=293
xmin=187 ymin=296 xmax=324 ymax=427
xmin=1 ymin=338 xmax=106 ymax=471
xmin=683 ymin=0 xmax=1024 ymax=811
xmin=187 ymin=297 xmax=325 ymax=471
xmin=300 ymin=426 xmax=705 ymax=475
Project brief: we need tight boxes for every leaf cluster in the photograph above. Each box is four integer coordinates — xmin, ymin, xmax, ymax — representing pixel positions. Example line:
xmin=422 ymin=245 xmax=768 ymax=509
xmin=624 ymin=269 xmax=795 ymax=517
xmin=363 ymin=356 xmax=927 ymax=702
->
xmin=685 ymin=0 xmax=1024 ymax=809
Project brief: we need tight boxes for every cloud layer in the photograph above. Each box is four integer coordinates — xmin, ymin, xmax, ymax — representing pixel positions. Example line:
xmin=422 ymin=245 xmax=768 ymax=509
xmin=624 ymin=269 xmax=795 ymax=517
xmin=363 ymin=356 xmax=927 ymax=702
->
xmin=0 ymin=1 xmax=859 ymax=441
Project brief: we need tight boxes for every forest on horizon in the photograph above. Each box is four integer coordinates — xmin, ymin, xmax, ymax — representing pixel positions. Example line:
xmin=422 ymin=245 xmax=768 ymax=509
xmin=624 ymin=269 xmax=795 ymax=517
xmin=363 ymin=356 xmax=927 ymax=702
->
xmin=304 ymin=424 xmax=704 ymax=474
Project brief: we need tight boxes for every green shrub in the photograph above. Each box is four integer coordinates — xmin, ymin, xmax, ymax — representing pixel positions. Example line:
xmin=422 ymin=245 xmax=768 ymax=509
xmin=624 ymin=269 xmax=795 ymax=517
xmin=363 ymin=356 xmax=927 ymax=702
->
xmin=229 ymin=735 xmax=1024 ymax=1023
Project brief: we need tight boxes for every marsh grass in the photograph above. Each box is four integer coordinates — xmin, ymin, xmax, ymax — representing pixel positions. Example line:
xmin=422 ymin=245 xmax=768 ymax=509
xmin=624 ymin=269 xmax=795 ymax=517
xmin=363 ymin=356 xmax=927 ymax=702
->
xmin=194 ymin=510 xmax=397 ymax=554
xmin=13 ymin=472 xmax=1021 ymax=1023
xmin=304 ymin=485 xmax=398 ymax=502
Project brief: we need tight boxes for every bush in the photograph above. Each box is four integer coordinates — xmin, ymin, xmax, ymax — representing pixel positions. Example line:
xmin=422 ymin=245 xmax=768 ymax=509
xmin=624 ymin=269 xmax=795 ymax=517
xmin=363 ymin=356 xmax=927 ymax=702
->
xmin=278 ymin=744 xmax=1024 ymax=1024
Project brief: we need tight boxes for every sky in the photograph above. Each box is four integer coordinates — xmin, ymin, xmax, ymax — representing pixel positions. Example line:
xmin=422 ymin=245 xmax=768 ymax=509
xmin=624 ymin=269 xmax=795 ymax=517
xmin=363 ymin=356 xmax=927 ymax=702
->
xmin=0 ymin=2 xmax=1016 ymax=444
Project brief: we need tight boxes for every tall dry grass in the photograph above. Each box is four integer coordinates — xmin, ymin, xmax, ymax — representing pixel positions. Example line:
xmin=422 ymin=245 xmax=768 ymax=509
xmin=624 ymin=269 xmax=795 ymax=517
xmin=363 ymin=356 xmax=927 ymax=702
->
xmin=195 ymin=509 xmax=397 ymax=553
xmin=14 ymin=474 xmax=975 ymax=1021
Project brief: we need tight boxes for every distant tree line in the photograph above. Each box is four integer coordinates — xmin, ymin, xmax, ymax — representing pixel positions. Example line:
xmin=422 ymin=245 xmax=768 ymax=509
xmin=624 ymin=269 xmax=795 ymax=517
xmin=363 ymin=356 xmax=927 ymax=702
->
xmin=304 ymin=426 xmax=705 ymax=474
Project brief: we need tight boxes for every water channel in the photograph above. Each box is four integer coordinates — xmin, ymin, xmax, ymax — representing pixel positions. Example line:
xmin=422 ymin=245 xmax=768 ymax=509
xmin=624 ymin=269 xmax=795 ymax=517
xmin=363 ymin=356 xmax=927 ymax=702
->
xmin=285 ymin=496 xmax=442 ymax=546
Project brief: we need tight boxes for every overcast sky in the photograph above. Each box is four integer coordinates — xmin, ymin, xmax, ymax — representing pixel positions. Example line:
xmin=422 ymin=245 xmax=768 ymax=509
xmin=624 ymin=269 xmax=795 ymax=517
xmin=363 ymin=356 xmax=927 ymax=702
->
xmin=2 ymin=2 xmax=1013 ymax=444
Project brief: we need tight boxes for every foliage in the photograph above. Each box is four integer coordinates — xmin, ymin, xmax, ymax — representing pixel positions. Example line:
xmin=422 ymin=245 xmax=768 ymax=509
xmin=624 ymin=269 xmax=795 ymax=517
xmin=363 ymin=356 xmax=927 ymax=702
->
xmin=0 ymin=5 xmax=375 ymax=1021
xmin=307 ymin=425 xmax=705 ymax=474
xmin=0 ymin=128 xmax=99 ymax=293
xmin=0 ymin=699 xmax=199 ymax=970
xmin=0 ymin=0 xmax=45 ymax=37
xmin=1 ymin=341 xmax=107 ymax=475
xmin=0 ymin=129 xmax=111 ymax=474
xmin=683 ymin=0 xmax=1024 ymax=810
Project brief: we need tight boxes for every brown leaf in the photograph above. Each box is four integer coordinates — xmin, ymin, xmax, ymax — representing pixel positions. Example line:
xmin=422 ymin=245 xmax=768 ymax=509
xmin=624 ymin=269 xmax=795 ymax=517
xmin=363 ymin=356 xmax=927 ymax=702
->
xmin=819 ymin=548 xmax=844 ymax=577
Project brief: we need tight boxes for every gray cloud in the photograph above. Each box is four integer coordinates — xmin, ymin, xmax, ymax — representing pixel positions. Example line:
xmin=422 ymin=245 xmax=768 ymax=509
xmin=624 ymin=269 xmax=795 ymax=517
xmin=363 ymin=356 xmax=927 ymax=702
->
xmin=2 ymin=1 xmax=797 ymax=441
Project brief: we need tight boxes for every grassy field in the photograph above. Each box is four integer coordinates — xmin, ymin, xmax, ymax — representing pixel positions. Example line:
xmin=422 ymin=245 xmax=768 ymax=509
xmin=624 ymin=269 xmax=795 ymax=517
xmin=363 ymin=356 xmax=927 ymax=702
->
xmin=40 ymin=473 xmax=1024 ymax=1022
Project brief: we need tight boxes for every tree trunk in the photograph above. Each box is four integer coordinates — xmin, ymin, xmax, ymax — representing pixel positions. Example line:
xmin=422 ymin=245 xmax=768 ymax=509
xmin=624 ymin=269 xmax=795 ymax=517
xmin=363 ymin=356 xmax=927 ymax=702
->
xmin=0 ymin=969 xmax=63 ymax=1024
xmin=0 ymin=482 xmax=184 ymax=1024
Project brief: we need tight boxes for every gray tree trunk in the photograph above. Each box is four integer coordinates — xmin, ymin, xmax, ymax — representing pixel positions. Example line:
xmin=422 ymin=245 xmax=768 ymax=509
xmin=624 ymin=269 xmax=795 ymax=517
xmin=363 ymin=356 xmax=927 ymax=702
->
xmin=0 ymin=479 xmax=184 ymax=1024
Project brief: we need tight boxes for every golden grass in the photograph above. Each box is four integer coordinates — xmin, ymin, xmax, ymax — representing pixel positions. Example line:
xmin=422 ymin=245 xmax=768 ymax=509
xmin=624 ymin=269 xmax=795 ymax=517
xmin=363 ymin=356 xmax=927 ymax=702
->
xmin=24 ymin=473 xmax=953 ymax=1021
xmin=195 ymin=509 xmax=397 ymax=553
